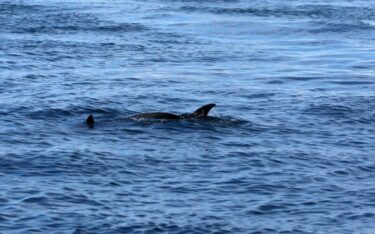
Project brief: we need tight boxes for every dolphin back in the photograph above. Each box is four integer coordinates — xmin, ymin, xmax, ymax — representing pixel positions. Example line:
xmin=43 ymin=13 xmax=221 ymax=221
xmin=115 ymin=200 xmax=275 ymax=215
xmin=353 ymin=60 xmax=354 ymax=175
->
xmin=85 ymin=103 xmax=216 ymax=128
xmin=130 ymin=112 xmax=180 ymax=120
xmin=191 ymin=103 xmax=216 ymax=118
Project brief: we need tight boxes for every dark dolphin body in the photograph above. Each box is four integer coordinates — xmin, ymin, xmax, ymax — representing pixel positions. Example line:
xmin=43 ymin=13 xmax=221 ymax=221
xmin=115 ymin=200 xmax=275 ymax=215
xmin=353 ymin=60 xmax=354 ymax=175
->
xmin=86 ymin=103 xmax=216 ymax=128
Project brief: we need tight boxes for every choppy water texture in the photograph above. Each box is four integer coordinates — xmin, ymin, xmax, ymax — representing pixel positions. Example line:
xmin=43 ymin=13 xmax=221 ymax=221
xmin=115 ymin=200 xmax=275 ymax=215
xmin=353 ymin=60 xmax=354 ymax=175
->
xmin=1 ymin=0 xmax=375 ymax=233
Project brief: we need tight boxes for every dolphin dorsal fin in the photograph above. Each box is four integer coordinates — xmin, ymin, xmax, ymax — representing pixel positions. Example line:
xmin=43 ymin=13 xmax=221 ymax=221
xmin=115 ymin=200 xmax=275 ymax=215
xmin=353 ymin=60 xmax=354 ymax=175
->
xmin=192 ymin=103 xmax=216 ymax=118
xmin=87 ymin=114 xmax=94 ymax=128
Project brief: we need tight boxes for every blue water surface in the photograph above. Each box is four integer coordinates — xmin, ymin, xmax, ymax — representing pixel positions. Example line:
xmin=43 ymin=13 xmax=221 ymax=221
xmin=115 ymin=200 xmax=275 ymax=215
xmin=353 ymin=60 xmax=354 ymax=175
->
xmin=1 ymin=0 xmax=375 ymax=233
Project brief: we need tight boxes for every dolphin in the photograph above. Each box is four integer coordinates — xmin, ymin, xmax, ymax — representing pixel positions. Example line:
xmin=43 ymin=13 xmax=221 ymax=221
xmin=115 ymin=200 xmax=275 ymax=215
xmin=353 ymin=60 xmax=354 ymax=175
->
xmin=86 ymin=103 xmax=216 ymax=128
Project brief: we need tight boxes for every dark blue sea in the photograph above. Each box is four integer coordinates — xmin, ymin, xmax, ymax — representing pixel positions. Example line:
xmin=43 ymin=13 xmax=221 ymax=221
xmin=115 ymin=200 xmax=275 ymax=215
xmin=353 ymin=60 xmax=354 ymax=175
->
xmin=1 ymin=0 xmax=375 ymax=233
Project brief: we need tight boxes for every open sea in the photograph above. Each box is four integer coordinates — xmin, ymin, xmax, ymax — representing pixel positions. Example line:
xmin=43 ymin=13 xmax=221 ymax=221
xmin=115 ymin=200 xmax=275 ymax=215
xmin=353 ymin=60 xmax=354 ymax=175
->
xmin=1 ymin=0 xmax=375 ymax=233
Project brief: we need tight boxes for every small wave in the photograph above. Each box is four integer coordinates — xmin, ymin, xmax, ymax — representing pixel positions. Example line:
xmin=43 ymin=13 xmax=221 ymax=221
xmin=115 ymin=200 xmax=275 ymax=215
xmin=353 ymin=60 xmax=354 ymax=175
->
xmin=283 ymin=76 xmax=325 ymax=81
xmin=180 ymin=5 xmax=375 ymax=21
xmin=13 ymin=23 xmax=147 ymax=35
xmin=256 ymin=202 xmax=294 ymax=213
xmin=328 ymin=80 xmax=374 ymax=85
xmin=0 ymin=3 xmax=40 ymax=13
xmin=0 ymin=198 xmax=9 ymax=204
xmin=1 ymin=3 xmax=147 ymax=35
xmin=112 ymin=221 xmax=238 ymax=234
xmin=304 ymin=104 xmax=354 ymax=117
xmin=22 ymin=196 xmax=49 ymax=204
xmin=27 ymin=106 xmax=124 ymax=120
xmin=310 ymin=21 xmax=375 ymax=34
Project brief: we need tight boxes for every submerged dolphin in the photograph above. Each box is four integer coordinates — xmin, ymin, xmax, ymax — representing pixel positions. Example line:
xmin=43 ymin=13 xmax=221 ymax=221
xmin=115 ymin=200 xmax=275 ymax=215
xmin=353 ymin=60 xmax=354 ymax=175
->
xmin=86 ymin=103 xmax=216 ymax=128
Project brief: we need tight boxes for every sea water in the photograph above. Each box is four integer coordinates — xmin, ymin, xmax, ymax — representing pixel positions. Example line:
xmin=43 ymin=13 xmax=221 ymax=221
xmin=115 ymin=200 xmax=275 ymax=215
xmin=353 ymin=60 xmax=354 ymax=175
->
xmin=0 ymin=0 xmax=375 ymax=233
